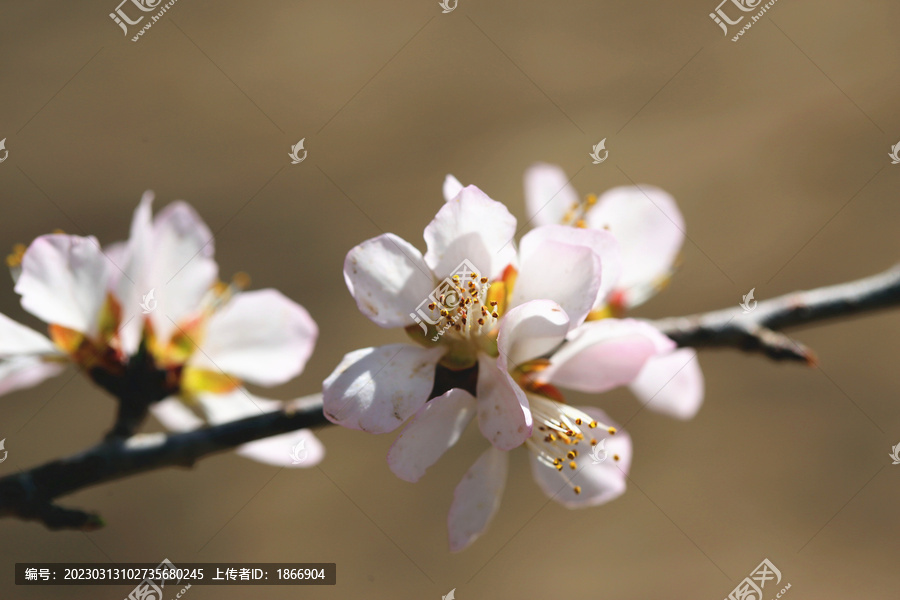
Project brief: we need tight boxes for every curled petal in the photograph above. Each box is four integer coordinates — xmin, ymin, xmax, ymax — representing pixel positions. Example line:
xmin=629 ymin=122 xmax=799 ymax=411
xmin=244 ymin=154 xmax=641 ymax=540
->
xmin=424 ymin=185 xmax=517 ymax=280
xmin=497 ymin=299 xmax=569 ymax=368
xmin=387 ymin=388 xmax=477 ymax=482
xmin=323 ymin=344 xmax=445 ymax=434
xmin=523 ymin=163 xmax=581 ymax=228
xmin=629 ymin=349 xmax=704 ymax=420
xmin=15 ymin=234 xmax=111 ymax=335
xmin=189 ymin=289 xmax=317 ymax=387
xmin=343 ymin=233 xmax=435 ymax=328
xmin=476 ymin=354 xmax=532 ymax=450
xmin=447 ymin=446 xmax=508 ymax=552
xmin=541 ymin=319 xmax=674 ymax=393
xmin=529 ymin=407 xmax=631 ymax=508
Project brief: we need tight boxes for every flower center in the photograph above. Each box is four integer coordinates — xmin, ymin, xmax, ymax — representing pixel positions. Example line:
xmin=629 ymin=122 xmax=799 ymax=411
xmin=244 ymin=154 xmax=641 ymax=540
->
xmin=525 ymin=396 xmax=619 ymax=495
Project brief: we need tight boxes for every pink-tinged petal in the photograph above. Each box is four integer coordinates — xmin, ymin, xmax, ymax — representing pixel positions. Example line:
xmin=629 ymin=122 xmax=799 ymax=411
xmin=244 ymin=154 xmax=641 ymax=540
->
xmin=146 ymin=201 xmax=218 ymax=342
xmin=189 ymin=289 xmax=317 ymax=387
xmin=523 ymin=163 xmax=580 ymax=228
xmin=587 ymin=185 xmax=684 ymax=307
xmin=519 ymin=224 xmax=621 ymax=309
xmin=323 ymin=344 xmax=445 ymax=434
xmin=629 ymin=349 xmax=704 ymax=420
xmin=541 ymin=319 xmax=675 ymax=393
xmin=476 ymin=354 xmax=532 ymax=450
xmin=0 ymin=313 xmax=60 ymax=356
xmin=510 ymin=239 xmax=600 ymax=329
xmin=343 ymin=233 xmax=436 ymax=328
xmin=424 ymin=185 xmax=517 ymax=280
xmin=0 ymin=356 xmax=65 ymax=396
xmin=15 ymin=234 xmax=111 ymax=335
xmin=237 ymin=429 xmax=324 ymax=468
xmin=497 ymin=300 xmax=569 ymax=368
xmin=529 ymin=407 xmax=631 ymax=508
xmin=114 ymin=192 xmax=154 ymax=355
xmin=443 ymin=174 xmax=464 ymax=202
xmin=387 ymin=388 xmax=476 ymax=482
xmin=447 ymin=446 xmax=508 ymax=552
xmin=150 ymin=397 xmax=204 ymax=432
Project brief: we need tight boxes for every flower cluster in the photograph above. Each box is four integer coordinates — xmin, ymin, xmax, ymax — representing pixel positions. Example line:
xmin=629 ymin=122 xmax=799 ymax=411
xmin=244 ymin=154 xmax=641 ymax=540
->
xmin=324 ymin=166 xmax=702 ymax=551
xmin=0 ymin=194 xmax=322 ymax=467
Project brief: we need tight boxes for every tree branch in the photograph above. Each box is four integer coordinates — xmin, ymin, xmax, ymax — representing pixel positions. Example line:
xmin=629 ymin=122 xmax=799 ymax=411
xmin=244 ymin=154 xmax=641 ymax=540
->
xmin=4 ymin=265 xmax=900 ymax=530
xmin=652 ymin=264 xmax=900 ymax=363
xmin=0 ymin=394 xmax=329 ymax=530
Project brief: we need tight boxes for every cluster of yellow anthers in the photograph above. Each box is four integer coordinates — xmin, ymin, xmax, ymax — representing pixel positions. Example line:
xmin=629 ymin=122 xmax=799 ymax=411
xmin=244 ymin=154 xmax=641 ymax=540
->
xmin=561 ymin=194 xmax=599 ymax=229
xmin=526 ymin=399 xmax=619 ymax=495
xmin=428 ymin=272 xmax=500 ymax=338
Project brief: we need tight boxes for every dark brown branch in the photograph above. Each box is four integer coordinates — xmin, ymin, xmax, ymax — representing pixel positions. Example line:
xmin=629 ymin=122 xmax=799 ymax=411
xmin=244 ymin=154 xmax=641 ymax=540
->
xmin=0 ymin=395 xmax=329 ymax=530
xmin=652 ymin=264 xmax=900 ymax=363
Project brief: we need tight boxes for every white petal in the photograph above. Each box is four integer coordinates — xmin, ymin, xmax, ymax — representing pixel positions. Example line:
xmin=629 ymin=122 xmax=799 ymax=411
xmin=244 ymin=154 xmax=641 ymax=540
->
xmin=541 ymin=319 xmax=674 ymax=393
xmin=587 ymin=186 xmax=684 ymax=306
xmin=323 ymin=344 xmax=445 ymax=434
xmin=530 ymin=407 xmax=631 ymax=508
xmin=447 ymin=446 xmax=508 ymax=552
xmin=0 ymin=313 xmax=59 ymax=356
xmin=343 ymin=233 xmax=436 ymax=328
xmin=497 ymin=299 xmax=569 ymax=368
xmin=387 ymin=388 xmax=476 ymax=482
xmin=0 ymin=356 xmax=65 ymax=396
xmin=424 ymin=185 xmax=517 ymax=280
xmin=476 ymin=353 xmax=532 ymax=450
xmin=629 ymin=349 xmax=704 ymax=420
xmin=150 ymin=397 xmax=204 ymax=432
xmin=15 ymin=234 xmax=111 ymax=335
xmin=443 ymin=174 xmax=464 ymax=202
xmin=189 ymin=289 xmax=317 ymax=386
xmin=523 ymin=163 xmax=580 ymax=228
xmin=114 ymin=192 xmax=154 ymax=355
xmin=237 ymin=429 xmax=325 ymax=468
xmin=510 ymin=239 xmax=600 ymax=329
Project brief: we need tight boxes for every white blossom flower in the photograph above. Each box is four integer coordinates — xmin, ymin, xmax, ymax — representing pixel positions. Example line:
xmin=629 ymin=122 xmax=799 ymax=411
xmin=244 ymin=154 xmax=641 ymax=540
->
xmin=325 ymin=183 xmax=675 ymax=550
xmin=0 ymin=193 xmax=322 ymax=467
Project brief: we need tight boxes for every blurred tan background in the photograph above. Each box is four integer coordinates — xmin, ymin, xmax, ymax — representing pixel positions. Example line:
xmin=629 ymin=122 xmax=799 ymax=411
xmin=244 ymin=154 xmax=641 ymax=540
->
xmin=1 ymin=0 xmax=899 ymax=598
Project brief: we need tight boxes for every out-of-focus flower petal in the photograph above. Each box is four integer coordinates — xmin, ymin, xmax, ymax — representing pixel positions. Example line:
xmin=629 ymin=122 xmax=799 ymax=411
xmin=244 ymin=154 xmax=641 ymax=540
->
xmin=541 ymin=319 xmax=674 ymax=393
xmin=629 ymin=348 xmax=704 ymax=420
xmin=323 ymin=344 xmax=445 ymax=434
xmin=442 ymin=174 xmax=464 ymax=202
xmin=0 ymin=356 xmax=65 ymax=396
xmin=387 ymin=388 xmax=477 ymax=482
xmin=529 ymin=407 xmax=631 ymax=508
xmin=343 ymin=233 xmax=435 ymax=329
xmin=587 ymin=185 xmax=684 ymax=307
xmin=523 ymin=163 xmax=581 ymax=228
xmin=15 ymin=234 xmax=111 ymax=335
xmin=189 ymin=289 xmax=317 ymax=387
xmin=447 ymin=446 xmax=508 ymax=552
xmin=0 ymin=313 xmax=60 ymax=356
xmin=424 ymin=185 xmax=517 ymax=280
xmin=476 ymin=354 xmax=532 ymax=450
